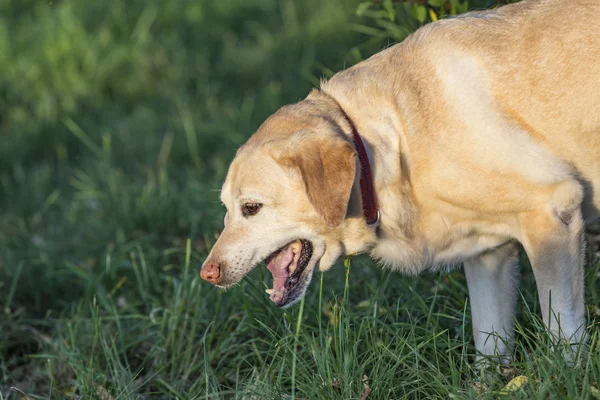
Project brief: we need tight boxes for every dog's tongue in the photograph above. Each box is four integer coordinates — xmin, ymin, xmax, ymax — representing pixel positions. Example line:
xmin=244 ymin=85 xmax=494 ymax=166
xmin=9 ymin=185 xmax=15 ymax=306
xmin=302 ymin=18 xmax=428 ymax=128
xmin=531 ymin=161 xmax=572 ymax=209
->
xmin=266 ymin=245 xmax=294 ymax=302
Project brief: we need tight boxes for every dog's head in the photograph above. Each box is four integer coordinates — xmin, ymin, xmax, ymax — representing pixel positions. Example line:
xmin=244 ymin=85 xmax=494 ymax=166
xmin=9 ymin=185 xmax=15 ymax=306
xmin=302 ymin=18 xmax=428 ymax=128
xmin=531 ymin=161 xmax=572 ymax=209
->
xmin=200 ymin=93 xmax=367 ymax=307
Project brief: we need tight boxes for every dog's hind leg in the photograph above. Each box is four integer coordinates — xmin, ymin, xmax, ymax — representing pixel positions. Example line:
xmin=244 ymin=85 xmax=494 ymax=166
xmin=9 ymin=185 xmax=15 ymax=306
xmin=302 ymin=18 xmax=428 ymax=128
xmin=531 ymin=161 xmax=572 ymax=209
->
xmin=464 ymin=242 xmax=520 ymax=365
xmin=519 ymin=180 xmax=587 ymax=357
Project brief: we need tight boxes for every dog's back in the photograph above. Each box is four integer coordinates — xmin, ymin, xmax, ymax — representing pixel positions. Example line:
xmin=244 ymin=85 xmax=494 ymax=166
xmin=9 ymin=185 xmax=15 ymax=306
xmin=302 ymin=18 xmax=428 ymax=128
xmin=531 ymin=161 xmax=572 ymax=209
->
xmin=325 ymin=0 xmax=600 ymax=219
xmin=458 ymin=0 xmax=600 ymax=213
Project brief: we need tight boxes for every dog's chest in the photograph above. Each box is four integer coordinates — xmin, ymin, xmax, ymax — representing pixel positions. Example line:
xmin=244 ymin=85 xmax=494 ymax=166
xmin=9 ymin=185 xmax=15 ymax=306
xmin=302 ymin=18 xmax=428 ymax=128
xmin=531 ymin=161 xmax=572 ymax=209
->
xmin=429 ymin=234 xmax=510 ymax=265
xmin=372 ymin=218 xmax=512 ymax=273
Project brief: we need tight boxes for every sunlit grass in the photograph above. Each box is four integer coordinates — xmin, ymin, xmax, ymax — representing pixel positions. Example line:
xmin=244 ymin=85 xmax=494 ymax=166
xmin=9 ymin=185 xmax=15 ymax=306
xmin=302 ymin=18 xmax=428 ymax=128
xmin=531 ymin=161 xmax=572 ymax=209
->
xmin=10 ymin=248 xmax=597 ymax=398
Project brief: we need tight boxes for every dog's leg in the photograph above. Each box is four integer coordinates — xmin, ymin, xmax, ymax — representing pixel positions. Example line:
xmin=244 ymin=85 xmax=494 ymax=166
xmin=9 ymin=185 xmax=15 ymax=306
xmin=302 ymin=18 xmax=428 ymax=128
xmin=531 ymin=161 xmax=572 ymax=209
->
xmin=464 ymin=242 xmax=520 ymax=364
xmin=519 ymin=181 xmax=587 ymax=356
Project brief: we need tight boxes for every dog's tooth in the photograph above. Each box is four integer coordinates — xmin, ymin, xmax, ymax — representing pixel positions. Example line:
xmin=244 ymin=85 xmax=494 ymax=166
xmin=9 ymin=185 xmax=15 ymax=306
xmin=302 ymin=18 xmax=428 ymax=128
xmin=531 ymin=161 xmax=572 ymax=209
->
xmin=291 ymin=240 xmax=302 ymax=254
xmin=289 ymin=263 xmax=296 ymax=273
xmin=265 ymin=289 xmax=275 ymax=295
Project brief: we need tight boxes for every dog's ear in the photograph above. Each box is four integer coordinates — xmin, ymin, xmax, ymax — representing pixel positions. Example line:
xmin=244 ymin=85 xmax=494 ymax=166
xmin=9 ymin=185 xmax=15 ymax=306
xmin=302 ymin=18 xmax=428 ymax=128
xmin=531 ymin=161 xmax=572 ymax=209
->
xmin=277 ymin=136 xmax=357 ymax=226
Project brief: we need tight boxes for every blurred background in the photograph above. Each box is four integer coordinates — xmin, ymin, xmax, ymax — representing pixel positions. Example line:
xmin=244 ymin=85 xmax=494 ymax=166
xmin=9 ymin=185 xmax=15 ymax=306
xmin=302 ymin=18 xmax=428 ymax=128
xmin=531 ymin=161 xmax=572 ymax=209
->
xmin=4 ymin=0 xmax=598 ymax=399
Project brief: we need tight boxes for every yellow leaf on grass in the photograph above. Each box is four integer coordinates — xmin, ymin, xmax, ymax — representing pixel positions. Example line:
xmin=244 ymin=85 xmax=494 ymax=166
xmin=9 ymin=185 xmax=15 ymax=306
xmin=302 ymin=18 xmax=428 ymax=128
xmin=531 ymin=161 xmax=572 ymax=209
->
xmin=429 ymin=9 xmax=438 ymax=22
xmin=96 ymin=385 xmax=115 ymax=400
xmin=590 ymin=385 xmax=600 ymax=399
xmin=497 ymin=375 xmax=528 ymax=395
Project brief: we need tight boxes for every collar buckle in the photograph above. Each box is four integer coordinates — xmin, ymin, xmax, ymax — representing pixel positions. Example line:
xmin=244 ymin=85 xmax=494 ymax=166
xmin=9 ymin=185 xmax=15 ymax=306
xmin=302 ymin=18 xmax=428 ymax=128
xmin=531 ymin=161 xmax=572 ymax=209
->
xmin=367 ymin=210 xmax=380 ymax=228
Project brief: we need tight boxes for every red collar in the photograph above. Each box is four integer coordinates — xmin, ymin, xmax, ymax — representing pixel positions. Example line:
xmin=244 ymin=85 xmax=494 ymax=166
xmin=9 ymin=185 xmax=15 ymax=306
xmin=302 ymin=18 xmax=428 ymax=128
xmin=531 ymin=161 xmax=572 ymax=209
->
xmin=339 ymin=108 xmax=380 ymax=227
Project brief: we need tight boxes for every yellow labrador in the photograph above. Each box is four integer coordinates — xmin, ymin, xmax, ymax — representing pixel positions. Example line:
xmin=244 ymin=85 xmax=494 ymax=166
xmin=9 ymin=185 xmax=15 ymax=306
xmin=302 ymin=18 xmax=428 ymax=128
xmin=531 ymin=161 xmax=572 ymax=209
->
xmin=201 ymin=0 xmax=600 ymax=362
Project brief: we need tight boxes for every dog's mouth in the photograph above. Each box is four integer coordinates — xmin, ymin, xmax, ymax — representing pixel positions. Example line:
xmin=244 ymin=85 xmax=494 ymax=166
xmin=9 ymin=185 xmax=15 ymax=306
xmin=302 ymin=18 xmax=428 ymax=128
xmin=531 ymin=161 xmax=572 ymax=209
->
xmin=264 ymin=239 xmax=313 ymax=307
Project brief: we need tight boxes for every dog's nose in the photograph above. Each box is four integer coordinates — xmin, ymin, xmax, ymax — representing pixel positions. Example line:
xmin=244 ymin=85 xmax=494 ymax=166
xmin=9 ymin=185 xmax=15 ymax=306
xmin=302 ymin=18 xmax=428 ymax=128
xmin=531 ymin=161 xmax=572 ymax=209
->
xmin=200 ymin=260 xmax=221 ymax=285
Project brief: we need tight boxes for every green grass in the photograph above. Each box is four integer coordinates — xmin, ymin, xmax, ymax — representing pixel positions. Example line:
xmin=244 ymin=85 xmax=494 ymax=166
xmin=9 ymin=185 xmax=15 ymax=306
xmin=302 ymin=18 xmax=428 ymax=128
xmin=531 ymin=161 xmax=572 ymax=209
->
xmin=1 ymin=0 xmax=600 ymax=398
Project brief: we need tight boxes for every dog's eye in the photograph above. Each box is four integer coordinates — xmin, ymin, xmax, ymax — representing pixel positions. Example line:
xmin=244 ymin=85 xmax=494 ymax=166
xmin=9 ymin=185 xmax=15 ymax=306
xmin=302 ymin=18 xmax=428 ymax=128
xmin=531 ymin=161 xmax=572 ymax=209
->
xmin=242 ymin=203 xmax=262 ymax=217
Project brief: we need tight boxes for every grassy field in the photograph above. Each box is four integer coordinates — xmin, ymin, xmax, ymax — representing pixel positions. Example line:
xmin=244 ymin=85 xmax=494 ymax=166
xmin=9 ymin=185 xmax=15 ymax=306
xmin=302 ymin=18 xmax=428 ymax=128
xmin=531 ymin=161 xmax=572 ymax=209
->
xmin=1 ymin=0 xmax=599 ymax=398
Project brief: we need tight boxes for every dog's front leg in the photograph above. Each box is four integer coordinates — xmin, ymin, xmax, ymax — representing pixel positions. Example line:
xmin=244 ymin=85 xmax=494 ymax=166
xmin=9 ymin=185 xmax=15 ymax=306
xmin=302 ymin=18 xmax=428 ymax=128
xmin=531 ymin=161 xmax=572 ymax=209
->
xmin=519 ymin=181 xmax=587 ymax=357
xmin=464 ymin=242 xmax=520 ymax=365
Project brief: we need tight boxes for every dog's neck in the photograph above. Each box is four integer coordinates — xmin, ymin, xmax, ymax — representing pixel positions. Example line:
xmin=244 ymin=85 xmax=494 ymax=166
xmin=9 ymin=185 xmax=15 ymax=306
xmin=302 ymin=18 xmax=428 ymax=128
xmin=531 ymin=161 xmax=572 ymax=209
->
xmin=316 ymin=89 xmax=380 ymax=228
xmin=314 ymin=83 xmax=423 ymax=267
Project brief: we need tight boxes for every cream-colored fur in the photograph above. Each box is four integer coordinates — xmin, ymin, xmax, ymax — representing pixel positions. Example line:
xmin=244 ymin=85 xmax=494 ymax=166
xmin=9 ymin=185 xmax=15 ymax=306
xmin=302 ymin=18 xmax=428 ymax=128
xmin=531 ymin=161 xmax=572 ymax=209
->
xmin=201 ymin=0 xmax=600 ymax=362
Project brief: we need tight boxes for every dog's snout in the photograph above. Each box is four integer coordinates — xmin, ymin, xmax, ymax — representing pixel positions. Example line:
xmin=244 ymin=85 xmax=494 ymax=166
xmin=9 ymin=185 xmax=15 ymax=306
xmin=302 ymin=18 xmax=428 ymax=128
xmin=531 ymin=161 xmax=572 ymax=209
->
xmin=200 ymin=260 xmax=221 ymax=285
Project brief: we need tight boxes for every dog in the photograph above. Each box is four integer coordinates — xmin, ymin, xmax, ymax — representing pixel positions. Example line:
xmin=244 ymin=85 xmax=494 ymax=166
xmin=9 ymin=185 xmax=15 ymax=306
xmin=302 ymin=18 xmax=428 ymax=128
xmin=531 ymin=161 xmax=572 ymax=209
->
xmin=200 ymin=0 xmax=600 ymax=363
